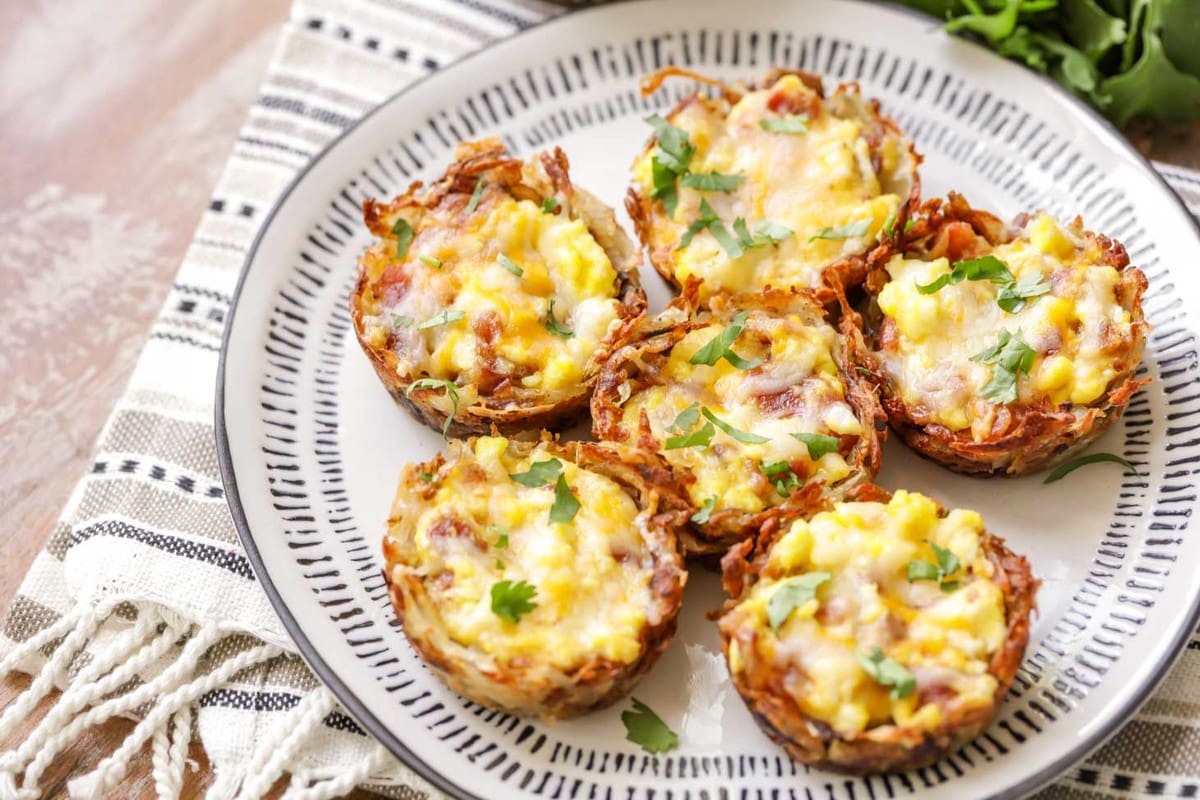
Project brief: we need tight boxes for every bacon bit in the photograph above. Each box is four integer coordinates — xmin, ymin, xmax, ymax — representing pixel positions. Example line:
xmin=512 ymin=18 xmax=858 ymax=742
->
xmin=917 ymin=682 xmax=957 ymax=708
xmin=428 ymin=516 xmax=485 ymax=549
xmin=757 ymin=389 xmax=807 ymax=418
xmin=877 ymin=318 xmax=900 ymax=352
xmin=927 ymin=221 xmax=983 ymax=262
xmin=472 ymin=311 xmax=508 ymax=394
xmin=431 ymin=570 xmax=454 ymax=592
xmin=766 ymin=88 xmax=822 ymax=119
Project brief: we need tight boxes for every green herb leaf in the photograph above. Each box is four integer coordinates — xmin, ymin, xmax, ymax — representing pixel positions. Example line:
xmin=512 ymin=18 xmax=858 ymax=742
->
xmin=650 ymin=157 xmax=681 ymax=217
xmin=418 ymin=255 xmax=443 ymax=269
xmin=493 ymin=528 xmax=509 ymax=548
xmin=907 ymin=539 xmax=962 ymax=592
xmin=688 ymin=311 xmax=762 ymax=370
xmin=677 ymin=199 xmax=743 ymax=258
xmin=645 ymin=114 xmax=695 ymax=174
xmin=1043 ymin=452 xmax=1137 ymax=483
xmin=1062 ymin=0 xmax=1128 ymax=60
xmin=418 ymin=471 xmax=436 ymax=483
xmin=760 ymin=459 xmax=802 ymax=496
xmin=541 ymin=197 xmax=560 ymax=213
xmin=498 ymin=253 xmax=524 ymax=276
xmin=680 ymin=172 xmax=746 ymax=192
xmin=810 ymin=218 xmax=872 ymax=242
xmin=392 ymin=218 xmax=414 ymax=259
xmin=997 ymin=272 xmax=1052 ymax=313
xmin=669 ymin=402 xmax=702 ymax=433
xmin=544 ymin=300 xmax=574 ymax=338
xmin=417 ymin=310 xmax=466 ymax=330
xmin=758 ymin=114 xmax=810 ymax=133
xmin=665 ymin=422 xmax=715 ymax=450
xmin=706 ymin=216 xmax=744 ymax=259
xmin=621 ymin=698 xmax=678 ymax=754
xmin=856 ymin=647 xmax=916 ymax=699
xmin=491 ymin=579 xmax=537 ymax=623
xmin=943 ymin=0 xmax=1022 ymax=44
xmin=702 ymin=407 xmax=770 ymax=443
xmin=690 ymin=496 xmax=717 ymax=524
xmin=790 ymin=432 xmax=841 ymax=460
xmin=509 ymin=458 xmax=563 ymax=487
xmin=766 ymin=572 xmax=831 ymax=630
xmin=549 ymin=474 xmax=581 ymax=523
xmin=406 ymin=379 xmax=460 ymax=437
xmin=971 ymin=329 xmax=1037 ymax=404
xmin=916 ymin=255 xmax=1015 ymax=294
xmin=734 ymin=218 xmax=793 ymax=249
xmin=465 ymin=178 xmax=486 ymax=215
xmin=391 ymin=314 xmax=413 ymax=328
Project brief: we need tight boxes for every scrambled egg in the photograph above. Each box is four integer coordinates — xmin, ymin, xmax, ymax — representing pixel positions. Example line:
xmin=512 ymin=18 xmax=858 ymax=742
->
xmin=365 ymin=196 xmax=622 ymax=392
xmin=619 ymin=312 xmax=863 ymax=514
xmin=631 ymin=74 xmax=905 ymax=298
xmin=731 ymin=491 xmax=1006 ymax=735
xmin=876 ymin=213 xmax=1135 ymax=432
xmin=407 ymin=437 xmax=655 ymax=669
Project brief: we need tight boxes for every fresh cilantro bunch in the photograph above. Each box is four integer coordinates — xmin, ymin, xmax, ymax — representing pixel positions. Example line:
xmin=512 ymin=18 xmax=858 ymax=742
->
xmin=895 ymin=0 xmax=1200 ymax=126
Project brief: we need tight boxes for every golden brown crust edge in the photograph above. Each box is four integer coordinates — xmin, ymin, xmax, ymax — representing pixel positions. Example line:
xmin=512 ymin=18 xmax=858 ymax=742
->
xmin=717 ymin=485 xmax=1038 ymax=774
xmin=591 ymin=286 xmax=886 ymax=558
xmin=351 ymin=138 xmax=647 ymax=438
xmin=625 ymin=68 xmax=922 ymax=308
xmin=381 ymin=438 xmax=689 ymax=720
xmin=862 ymin=192 xmax=1150 ymax=476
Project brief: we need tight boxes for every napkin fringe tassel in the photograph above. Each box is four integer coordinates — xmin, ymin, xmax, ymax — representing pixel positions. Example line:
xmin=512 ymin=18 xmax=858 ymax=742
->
xmin=0 ymin=600 xmax=305 ymax=800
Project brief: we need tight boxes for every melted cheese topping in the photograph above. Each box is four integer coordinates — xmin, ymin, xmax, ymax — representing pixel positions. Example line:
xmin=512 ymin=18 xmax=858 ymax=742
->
xmin=876 ymin=214 xmax=1136 ymax=433
xmin=403 ymin=437 xmax=659 ymax=669
xmin=361 ymin=195 xmax=622 ymax=392
xmin=730 ymin=491 xmax=1006 ymax=735
xmin=631 ymin=75 xmax=905 ymax=298
xmin=618 ymin=312 xmax=863 ymax=515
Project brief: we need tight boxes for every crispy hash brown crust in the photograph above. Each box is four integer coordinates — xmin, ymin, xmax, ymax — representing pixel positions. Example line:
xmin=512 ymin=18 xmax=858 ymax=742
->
xmin=592 ymin=285 xmax=886 ymax=557
xmin=862 ymin=193 xmax=1150 ymax=476
xmin=625 ymin=67 xmax=922 ymax=306
xmin=382 ymin=437 xmax=689 ymax=720
xmin=351 ymin=138 xmax=646 ymax=437
xmin=718 ymin=484 xmax=1038 ymax=774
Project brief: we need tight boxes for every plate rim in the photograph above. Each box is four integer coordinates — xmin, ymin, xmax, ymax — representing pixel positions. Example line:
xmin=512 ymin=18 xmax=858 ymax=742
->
xmin=214 ymin=2 xmax=1200 ymax=798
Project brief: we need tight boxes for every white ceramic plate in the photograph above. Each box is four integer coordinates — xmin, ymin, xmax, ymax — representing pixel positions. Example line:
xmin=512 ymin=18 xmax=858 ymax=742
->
xmin=216 ymin=1 xmax=1200 ymax=797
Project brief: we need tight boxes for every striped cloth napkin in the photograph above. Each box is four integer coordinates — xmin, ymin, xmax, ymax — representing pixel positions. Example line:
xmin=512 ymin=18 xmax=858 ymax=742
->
xmin=2 ymin=2 xmax=1199 ymax=799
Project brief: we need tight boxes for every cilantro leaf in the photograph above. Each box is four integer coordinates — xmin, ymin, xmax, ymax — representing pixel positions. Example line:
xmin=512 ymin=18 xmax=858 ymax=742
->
xmin=706 ymin=216 xmax=744 ymax=259
xmin=790 ymin=432 xmax=841 ymax=460
xmin=665 ymin=423 xmax=715 ymax=449
xmin=509 ymin=458 xmax=563 ymax=487
xmin=907 ymin=539 xmax=962 ymax=592
xmin=734 ymin=218 xmax=793 ymax=249
xmin=650 ymin=158 xmax=681 ymax=217
xmin=916 ymin=255 xmax=1015 ymax=294
xmin=498 ymin=253 xmax=523 ymax=276
xmin=760 ymin=459 xmax=802 ymax=496
xmin=392 ymin=218 xmax=414 ymax=259
xmin=668 ymin=402 xmax=702 ymax=433
xmin=544 ymin=300 xmax=573 ymax=338
xmin=418 ymin=255 xmax=443 ymax=269
xmin=679 ymin=172 xmax=745 ymax=192
xmin=491 ymin=579 xmax=537 ymax=624
xmin=971 ymin=329 xmax=1037 ymax=404
xmin=417 ymin=310 xmax=466 ymax=330
xmin=701 ymin=407 xmax=769 ymax=443
xmin=997 ymin=272 xmax=1052 ymax=313
xmin=549 ymin=474 xmax=581 ymax=523
xmin=810 ymin=218 xmax=872 ymax=242
xmin=1043 ymin=452 xmax=1137 ymax=483
xmin=690 ymin=496 xmax=717 ymax=524
xmin=621 ymin=698 xmax=678 ymax=754
xmin=758 ymin=114 xmax=810 ymax=133
xmin=857 ymin=647 xmax=916 ymax=699
xmin=678 ymin=199 xmax=743 ymax=258
xmin=406 ymin=379 xmax=460 ymax=437
xmin=541 ymin=197 xmax=559 ymax=213
xmin=465 ymin=178 xmax=486 ymax=215
xmin=766 ymin=572 xmax=831 ymax=630
xmin=645 ymin=114 xmax=694 ymax=173
xmin=688 ymin=311 xmax=762 ymax=370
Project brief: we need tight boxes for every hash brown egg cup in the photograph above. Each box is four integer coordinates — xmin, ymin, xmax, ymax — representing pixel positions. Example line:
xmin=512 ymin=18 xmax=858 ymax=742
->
xmin=719 ymin=485 xmax=1037 ymax=774
xmin=352 ymin=138 xmax=646 ymax=437
xmin=592 ymin=288 xmax=885 ymax=557
xmin=862 ymin=193 xmax=1149 ymax=476
xmin=626 ymin=67 xmax=921 ymax=306
xmin=382 ymin=435 xmax=689 ymax=720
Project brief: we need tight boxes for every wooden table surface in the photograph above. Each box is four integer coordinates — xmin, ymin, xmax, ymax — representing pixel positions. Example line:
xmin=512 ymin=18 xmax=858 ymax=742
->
xmin=1 ymin=2 xmax=1198 ymax=798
